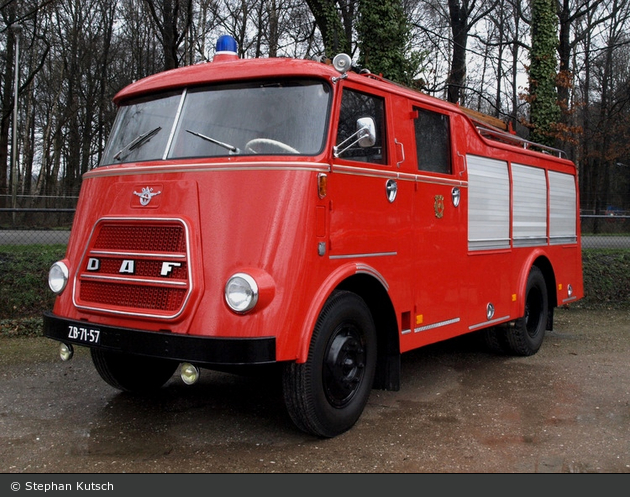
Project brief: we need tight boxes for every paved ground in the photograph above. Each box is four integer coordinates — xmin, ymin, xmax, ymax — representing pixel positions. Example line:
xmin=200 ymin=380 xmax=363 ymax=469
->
xmin=1 ymin=307 xmax=629 ymax=473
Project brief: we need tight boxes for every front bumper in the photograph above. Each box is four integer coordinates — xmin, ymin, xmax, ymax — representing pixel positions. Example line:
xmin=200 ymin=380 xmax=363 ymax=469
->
xmin=43 ymin=311 xmax=276 ymax=366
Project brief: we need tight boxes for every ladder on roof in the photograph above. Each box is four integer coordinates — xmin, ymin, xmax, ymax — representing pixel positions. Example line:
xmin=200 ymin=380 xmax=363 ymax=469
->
xmin=459 ymin=106 xmax=566 ymax=159
xmin=475 ymin=126 xmax=567 ymax=158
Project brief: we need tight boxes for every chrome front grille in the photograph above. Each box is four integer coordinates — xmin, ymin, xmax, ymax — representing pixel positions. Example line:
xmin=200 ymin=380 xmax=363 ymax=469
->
xmin=73 ymin=218 xmax=191 ymax=319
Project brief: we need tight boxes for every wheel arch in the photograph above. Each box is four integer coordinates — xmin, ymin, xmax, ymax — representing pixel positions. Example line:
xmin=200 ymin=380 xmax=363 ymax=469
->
xmin=520 ymin=253 xmax=557 ymax=331
xmin=296 ymin=264 xmax=401 ymax=391
xmin=337 ymin=273 xmax=401 ymax=391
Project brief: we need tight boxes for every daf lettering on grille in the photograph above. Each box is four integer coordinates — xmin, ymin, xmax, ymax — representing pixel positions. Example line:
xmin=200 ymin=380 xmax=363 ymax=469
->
xmin=133 ymin=186 xmax=161 ymax=206
xmin=85 ymin=258 xmax=181 ymax=277
xmin=87 ymin=258 xmax=100 ymax=271
xmin=119 ymin=260 xmax=135 ymax=274
xmin=161 ymin=262 xmax=182 ymax=276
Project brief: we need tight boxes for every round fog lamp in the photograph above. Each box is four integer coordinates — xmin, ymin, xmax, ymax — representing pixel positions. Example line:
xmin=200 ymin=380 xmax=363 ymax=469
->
xmin=180 ymin=363 xmax=200 ymax=385
xmin=225 ymin=273 xmax=259 ymax=313
xmin=59 ymin=343 xmax=74 ymax=361
xmin=48 ymin=261 xmax=69 ymax=294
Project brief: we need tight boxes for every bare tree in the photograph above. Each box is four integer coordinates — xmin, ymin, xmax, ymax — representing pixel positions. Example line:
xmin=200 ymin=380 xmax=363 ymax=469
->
xmin=444 ymin=0 xmax=499 ymax=104
xmin=1 ymin=0 xmax=629 ymax=220
xmin=576 ymin=0 xmax=630 ymax=214
xmin=144 ymin=0 xmax=194 ymax=70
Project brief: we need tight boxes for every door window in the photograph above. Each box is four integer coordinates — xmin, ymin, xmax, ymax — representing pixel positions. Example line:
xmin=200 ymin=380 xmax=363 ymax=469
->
xmin=413 ymin=107 xmax=451 ymax=174
xmin=335 ymin=89 xmax=386 ymax=164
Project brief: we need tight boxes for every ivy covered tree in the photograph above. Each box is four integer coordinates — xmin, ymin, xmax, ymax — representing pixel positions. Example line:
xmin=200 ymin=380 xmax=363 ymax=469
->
xmin=304 ymin=0 xmax=351 ymax=58
xmin=356 ymin=0 xmax=416 ymax=85
xmin=527 ymin=0 xmax=561 ymax=146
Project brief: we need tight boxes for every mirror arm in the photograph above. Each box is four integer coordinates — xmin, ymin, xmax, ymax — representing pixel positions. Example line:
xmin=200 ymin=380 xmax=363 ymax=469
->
xmin=333 ymin=126 xmax=368 ymax=158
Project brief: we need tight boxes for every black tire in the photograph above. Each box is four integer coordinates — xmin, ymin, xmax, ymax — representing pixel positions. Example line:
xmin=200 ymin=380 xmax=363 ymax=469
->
xmin=504 ymin=266 xmax=548 ymax=356
xmin=282 ymin=290 xmax=377 ymax=438
xmin=481 ymin=325 xmax=510 ymax=354
xmin=91 ymin=349 xmax=178 ymax=393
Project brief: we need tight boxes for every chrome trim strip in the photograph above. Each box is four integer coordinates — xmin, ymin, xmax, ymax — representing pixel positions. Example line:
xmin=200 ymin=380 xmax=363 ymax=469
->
xmin=84 ymin=162 xmax=331 ymax=178
xmin=333 ymin=164 xmax=467 ymax=187
xmin=415 ymin=173 xmax=467 ymax=187
xmin=562 ymin=296 xmax=578 ymax=303
xmin=80 ymin=274 xmax=187 ymax=287
xmin=401 ymin=328 xmax=412 ymax=335
xmin=84 ymin=161 xmax=468 ymax=188
xmin=334 ymin=164 xmax=398 ymax=179
xmin=468 ymin=315 xmax=511 ymax=331
xmin=355 ymin=263 xmax=389 ymax=291
xmin=414 ymin=317 xmax=460 ymax=333
xmin=330 ymin=251 xmax=397 ymax=260
xmin=73 ymin=217 xmax=194 ymax=320
xmin=89 ymin=250 xmax=186 ymax=259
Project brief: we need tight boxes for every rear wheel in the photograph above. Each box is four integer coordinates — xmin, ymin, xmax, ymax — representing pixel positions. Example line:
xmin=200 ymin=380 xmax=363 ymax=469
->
xmin=282 ymin=290 xmax=377 ymax=438
xmin=91 ymin=349 xmax=178 ymax=393
xmin=504 ymin=266 xmax=548 ymax=356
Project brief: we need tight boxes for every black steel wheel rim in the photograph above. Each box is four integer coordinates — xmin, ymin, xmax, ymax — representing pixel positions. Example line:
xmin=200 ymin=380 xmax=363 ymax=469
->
xmin=323 ymin=324 xmax=366 ymax=408
xmin=525 ymin=287 xmax=543 ymax=338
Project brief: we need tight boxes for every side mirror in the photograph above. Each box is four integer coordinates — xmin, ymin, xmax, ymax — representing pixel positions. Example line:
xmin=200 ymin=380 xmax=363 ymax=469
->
xmin=356 ymin=117 xmax=376 ymax=148
xmin=334 ymin=117 xmax=377 ymax=157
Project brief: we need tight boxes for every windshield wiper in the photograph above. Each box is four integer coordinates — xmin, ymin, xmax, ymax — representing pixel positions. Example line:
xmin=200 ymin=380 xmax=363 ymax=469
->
xmin=113 ymin=126 xmax=162 ymax=161
xmin=186 ymin=129 xmax=240 ymax=154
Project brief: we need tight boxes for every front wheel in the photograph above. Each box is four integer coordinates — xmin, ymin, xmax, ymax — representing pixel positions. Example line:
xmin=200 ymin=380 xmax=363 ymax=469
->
xmin=504 ymin=266 xmax=549 ymax=356
xmin=91 ymin=349 xmax=178 ymax=393
xmin=282 ymin=291 xmax=377 ymax=438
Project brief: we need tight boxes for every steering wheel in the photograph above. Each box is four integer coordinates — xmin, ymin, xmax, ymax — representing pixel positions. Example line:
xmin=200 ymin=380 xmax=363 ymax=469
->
xmin=245 ymin=138 xmax=299 ymax=154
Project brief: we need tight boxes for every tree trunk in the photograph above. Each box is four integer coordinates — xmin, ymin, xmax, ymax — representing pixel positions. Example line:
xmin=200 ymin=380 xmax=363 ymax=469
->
xmin=446 ymin=0 xmax=468 ymax=104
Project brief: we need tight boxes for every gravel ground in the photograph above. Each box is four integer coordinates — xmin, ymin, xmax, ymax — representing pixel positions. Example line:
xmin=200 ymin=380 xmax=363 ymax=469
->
xmin=1 ymin=307 xmax=629 ymax=473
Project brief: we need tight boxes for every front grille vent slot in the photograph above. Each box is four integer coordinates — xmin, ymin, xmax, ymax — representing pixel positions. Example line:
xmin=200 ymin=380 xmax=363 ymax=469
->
xmin=74 ymin=218 xmax=191 ymax=319
xmin=94 ymin=225 xmax=186 ymax=252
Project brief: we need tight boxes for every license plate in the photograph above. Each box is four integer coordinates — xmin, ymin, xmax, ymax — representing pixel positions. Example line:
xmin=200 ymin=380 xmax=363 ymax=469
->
xmin=67 ymin=324 xmax=101 ymax=345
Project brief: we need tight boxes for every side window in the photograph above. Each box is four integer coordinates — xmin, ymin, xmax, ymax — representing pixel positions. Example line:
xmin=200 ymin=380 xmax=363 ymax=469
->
xmin=335 ymin=89 xmax=386 ymax=164
xmin=414 ymin=107 xmax=451 ymax=174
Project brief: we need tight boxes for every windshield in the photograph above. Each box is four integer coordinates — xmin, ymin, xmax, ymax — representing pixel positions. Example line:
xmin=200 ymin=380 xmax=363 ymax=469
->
xmin=101 ymin=79 xmax=331 ymax=165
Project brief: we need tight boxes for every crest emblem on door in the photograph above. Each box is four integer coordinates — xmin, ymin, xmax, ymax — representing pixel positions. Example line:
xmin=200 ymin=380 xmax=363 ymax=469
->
xmin=434 ymin=195 xmax=445 ymax=218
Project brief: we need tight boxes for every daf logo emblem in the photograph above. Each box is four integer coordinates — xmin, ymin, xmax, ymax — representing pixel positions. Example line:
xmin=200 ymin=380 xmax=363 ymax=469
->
xmin=133 ymin=186 xmax=161 ymax=206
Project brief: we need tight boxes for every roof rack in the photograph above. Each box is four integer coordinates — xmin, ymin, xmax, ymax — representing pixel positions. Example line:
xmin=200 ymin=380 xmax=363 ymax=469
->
xmin=459 ymin=106 xmax=508 ymax=131
xmin=351 ymin=68 xmax=567 ymax=159
xmin=475 ymin=126 xmax=567 ymax=158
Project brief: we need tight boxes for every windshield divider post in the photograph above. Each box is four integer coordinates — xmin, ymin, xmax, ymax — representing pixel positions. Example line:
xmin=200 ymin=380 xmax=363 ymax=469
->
xmin=163 ymin=89 xmax=188 ymax=160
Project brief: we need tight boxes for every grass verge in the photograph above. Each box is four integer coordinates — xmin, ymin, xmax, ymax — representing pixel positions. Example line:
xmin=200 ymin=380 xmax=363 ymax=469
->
xmin=1 ymin=245 xmax=628 ymax=338
xmin=0 ymin=245 xmax=66 ymax=337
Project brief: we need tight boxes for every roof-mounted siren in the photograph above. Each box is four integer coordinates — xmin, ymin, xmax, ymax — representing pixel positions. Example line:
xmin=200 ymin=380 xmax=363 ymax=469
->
xmin=332 ymin=53 xmax=352 ymax=81
xmin=213 ymin=35 xmax=239 ymax=63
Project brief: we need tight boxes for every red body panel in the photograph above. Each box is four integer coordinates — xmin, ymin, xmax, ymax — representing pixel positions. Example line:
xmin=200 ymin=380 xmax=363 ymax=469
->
xmin=50 ymin=54 xmax=584 ymax=366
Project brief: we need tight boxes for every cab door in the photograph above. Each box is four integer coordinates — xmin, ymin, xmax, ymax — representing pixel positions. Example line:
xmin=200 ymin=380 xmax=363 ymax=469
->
xmin=328 ymin=85 xmax=400 ymax=261
xmin=410 ymin=107 xmax=468 ymax=346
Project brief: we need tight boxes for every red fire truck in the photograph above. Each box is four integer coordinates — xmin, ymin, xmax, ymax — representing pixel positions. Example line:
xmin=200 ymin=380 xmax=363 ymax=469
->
xmin=44 ymin=35 xmax=583 ymax=438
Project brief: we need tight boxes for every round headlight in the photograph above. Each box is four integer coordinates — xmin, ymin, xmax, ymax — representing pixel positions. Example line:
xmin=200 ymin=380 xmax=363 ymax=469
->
xmin=48 ymin=261 xmax=69 ymax=294
xmin=225 ymin=273 xmax=259 ymax=313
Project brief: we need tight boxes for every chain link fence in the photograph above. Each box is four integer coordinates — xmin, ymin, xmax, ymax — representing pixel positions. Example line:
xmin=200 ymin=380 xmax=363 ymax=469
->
xmin=1 ymin=197 xmax=629 ymax=249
